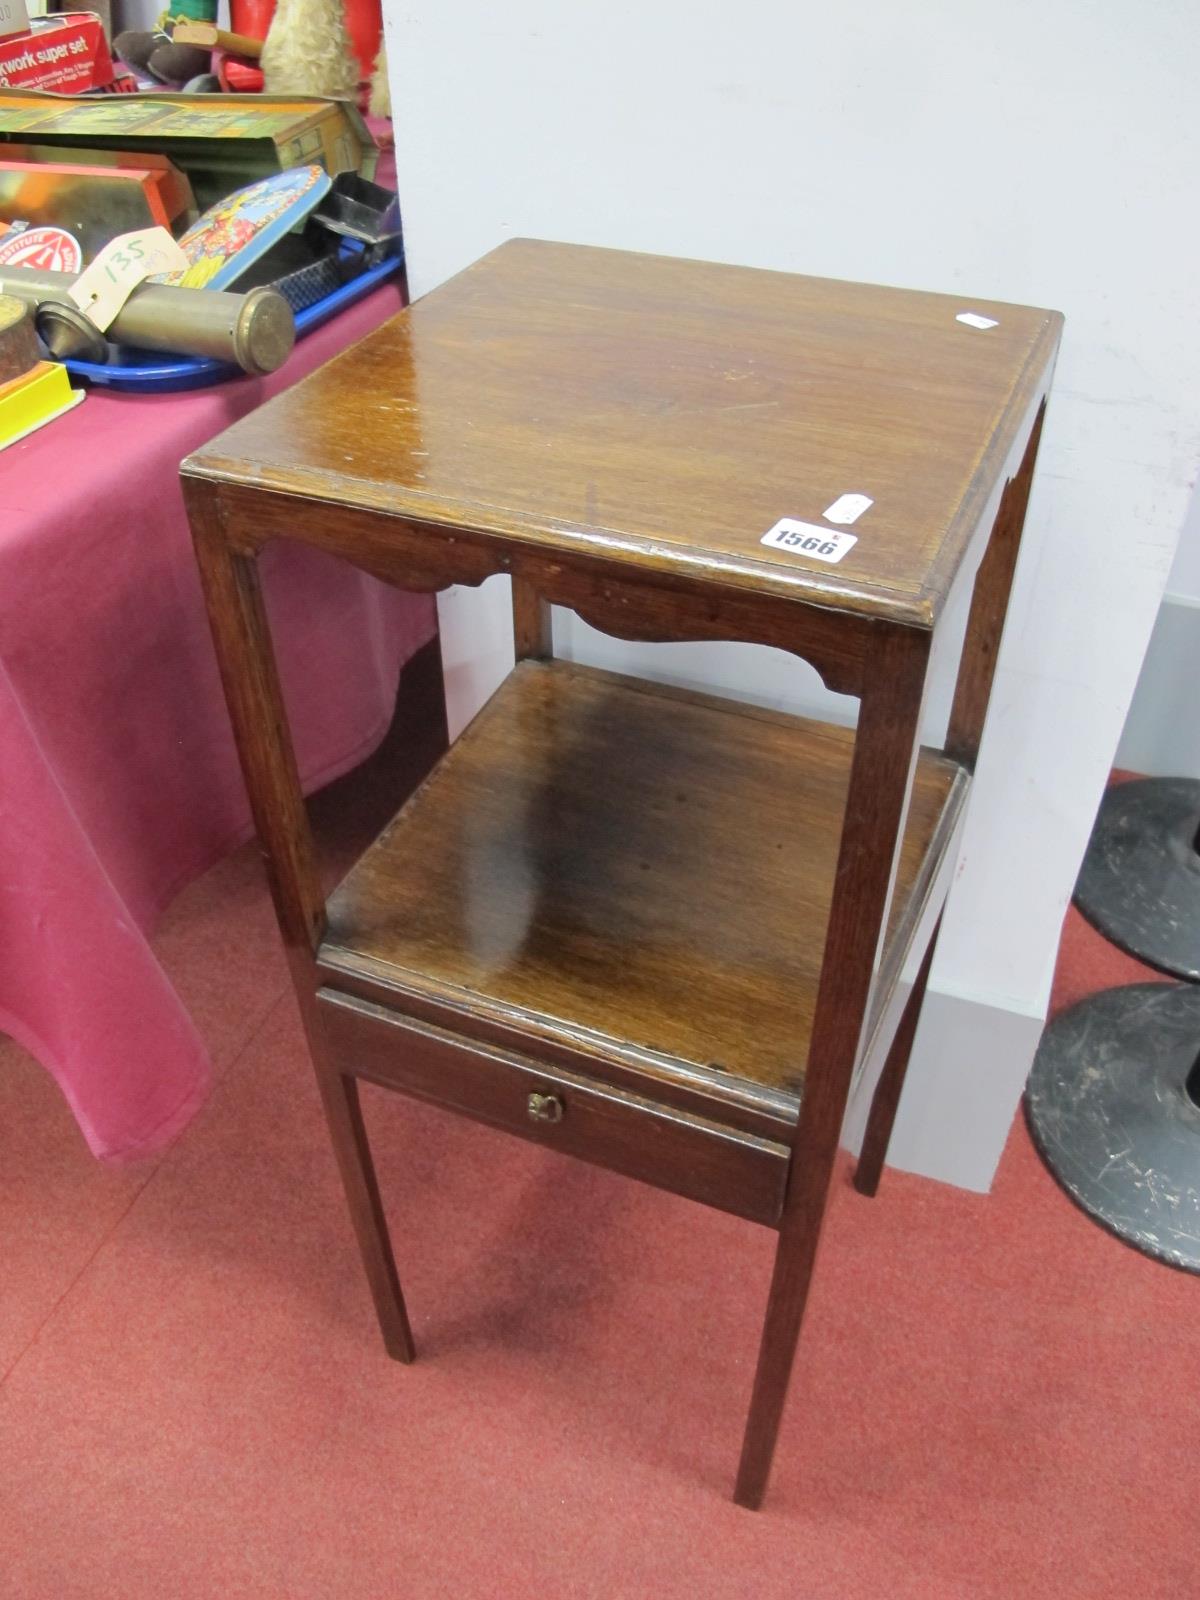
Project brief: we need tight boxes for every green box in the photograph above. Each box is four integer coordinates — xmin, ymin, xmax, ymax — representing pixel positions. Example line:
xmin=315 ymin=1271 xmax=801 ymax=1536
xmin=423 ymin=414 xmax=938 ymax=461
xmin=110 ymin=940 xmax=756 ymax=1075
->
xmin=0 ymin=88 xmax=377 ymax=210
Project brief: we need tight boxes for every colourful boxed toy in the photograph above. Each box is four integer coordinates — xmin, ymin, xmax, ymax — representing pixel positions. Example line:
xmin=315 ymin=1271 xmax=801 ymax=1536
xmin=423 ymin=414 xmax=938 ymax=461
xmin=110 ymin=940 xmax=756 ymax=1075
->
xmin=0 ymin=155 xmax=196 ymax=263
xmin=0 ymin=87 xmax=376 ymax=208
xmin=0 ymin=14 xmax=114 ymax=94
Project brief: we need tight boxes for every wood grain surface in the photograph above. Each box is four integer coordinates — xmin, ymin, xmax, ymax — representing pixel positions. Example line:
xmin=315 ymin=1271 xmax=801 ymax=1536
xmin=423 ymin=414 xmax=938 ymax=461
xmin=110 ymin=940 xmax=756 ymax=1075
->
xmin=185 ymin=238 xmax=1061 ymax=625
xmin=319 ymin=659 xmax=965 ymax=1112
xmin=318 ymin=989 xmax=790 ymax=1227
xmin=184 ymin=238 xmax=1059 ymax=1508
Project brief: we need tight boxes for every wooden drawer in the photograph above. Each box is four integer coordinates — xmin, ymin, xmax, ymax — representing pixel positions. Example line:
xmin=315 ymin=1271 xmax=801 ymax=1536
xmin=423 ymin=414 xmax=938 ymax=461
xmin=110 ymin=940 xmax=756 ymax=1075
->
xmin=316 ymin=988 xmax=789 ymax=1227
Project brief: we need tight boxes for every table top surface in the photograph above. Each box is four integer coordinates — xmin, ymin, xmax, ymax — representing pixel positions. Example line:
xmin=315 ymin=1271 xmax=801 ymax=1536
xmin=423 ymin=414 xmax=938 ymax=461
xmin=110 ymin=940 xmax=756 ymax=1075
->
xmin=186 ymin=238 xmax=1061 ymax=625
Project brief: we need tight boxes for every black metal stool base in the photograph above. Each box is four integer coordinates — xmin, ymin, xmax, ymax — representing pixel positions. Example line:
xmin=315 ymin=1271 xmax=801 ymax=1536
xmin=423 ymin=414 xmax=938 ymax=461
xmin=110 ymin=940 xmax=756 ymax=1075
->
xmin=1025 ymin=983 xmax=1200 ymax=1273
xmin=1073 ymin=777 xmax=1200 ymax=981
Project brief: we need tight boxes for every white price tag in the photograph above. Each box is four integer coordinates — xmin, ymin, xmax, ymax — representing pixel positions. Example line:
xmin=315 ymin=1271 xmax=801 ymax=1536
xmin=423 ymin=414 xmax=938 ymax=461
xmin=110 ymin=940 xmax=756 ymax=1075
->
xmin=68 ymin=227 xmax=188 ymax=332
xmin=822 ymin=492 xmax=873 ymax=526
xmin=761 ymin=519 xmax=857 ymax=564
xmin=956 ymin=311 xmax=999 ymax=330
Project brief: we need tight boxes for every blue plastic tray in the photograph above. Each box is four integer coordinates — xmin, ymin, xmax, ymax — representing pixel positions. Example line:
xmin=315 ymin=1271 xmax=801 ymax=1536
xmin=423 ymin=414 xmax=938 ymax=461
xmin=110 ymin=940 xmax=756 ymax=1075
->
xmin=64 ymin=251 xmax=404 ymax=393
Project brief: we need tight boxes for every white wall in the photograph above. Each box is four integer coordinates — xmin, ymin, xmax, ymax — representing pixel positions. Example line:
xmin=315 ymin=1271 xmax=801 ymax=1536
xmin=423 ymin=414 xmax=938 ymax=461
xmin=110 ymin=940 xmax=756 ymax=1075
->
xmin=385 ymin=0 xmax=1200 ymax=1190
xmin=1118 ymin=483 xmax=1200 ymax=779
xmin=1165 ymin=489 xmax=1200 ymax=602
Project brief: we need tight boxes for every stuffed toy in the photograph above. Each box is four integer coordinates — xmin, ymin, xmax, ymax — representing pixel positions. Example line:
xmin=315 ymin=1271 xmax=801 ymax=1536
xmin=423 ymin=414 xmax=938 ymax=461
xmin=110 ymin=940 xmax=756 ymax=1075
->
xmin=113 ymin=1 xmax=218 ymax=90
xmin=260 ymin=0 xmax=357 ymax=100
xmin=368 ymin=37 xmax=388 ymax=117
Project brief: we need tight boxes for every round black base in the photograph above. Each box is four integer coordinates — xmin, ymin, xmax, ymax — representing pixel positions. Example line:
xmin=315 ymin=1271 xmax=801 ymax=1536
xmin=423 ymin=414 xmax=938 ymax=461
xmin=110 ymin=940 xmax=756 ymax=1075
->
xmin=1025 ymin=983 xmax=1200 ymax=1273
xmin=1073 ymin=777 xmax=1200 ymax=982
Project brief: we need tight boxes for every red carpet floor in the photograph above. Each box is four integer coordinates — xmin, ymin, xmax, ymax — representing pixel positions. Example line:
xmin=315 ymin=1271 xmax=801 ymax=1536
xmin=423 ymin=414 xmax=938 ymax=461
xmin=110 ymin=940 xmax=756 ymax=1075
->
xmin=2 ymin=807 xmax=1197 ymax=1595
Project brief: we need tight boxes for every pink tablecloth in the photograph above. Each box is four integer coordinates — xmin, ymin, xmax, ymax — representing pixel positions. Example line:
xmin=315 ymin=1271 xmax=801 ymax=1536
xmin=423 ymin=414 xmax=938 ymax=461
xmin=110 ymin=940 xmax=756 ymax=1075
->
xmin=0 ymin=280 xmax=436 ymax=1162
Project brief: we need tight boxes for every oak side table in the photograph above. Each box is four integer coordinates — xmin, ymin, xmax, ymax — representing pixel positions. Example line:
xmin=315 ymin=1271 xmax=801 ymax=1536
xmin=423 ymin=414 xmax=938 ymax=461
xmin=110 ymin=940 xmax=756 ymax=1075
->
xmin=182 ymin=240 xmax=1061 ymax=1509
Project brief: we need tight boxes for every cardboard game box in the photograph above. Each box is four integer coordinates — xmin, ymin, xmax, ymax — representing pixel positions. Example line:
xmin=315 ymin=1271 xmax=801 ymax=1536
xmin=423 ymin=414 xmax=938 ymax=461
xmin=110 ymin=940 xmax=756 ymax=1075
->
xmin=0 ymin=14 xmax=113 ymax=95
xmin=0 ymin=89 xmax=377 ymax=208
xmin=1 ymin=139 xmax=195 ymax=220
xmin=0 ymin=154 xmax=197 ymax=262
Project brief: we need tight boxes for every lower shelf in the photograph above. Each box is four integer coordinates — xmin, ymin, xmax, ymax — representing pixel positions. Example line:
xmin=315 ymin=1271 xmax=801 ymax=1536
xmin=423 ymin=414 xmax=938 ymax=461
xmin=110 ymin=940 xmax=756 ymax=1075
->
xmin=318 ymin=659 xmax=968 ymax=1131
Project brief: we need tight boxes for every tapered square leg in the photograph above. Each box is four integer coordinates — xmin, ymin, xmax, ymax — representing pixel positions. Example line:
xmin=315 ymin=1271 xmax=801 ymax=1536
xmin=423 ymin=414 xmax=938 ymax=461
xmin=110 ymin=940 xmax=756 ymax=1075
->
xmin=854 ymin=923 xmax=941 ymax=1198
xmin=315 ymin=1066 xmax=416 ymax=1364
xmin=735 ymin=623 xmax=934 ymax=1509
xmin=734 ymin=1201 xmax=828 ymax=1509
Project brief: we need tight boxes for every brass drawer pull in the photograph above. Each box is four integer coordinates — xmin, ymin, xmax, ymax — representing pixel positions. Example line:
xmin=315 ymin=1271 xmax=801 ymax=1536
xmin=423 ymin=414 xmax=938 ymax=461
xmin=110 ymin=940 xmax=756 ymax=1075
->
xmin=527 ymin=1091 xmax=563 ymax=1124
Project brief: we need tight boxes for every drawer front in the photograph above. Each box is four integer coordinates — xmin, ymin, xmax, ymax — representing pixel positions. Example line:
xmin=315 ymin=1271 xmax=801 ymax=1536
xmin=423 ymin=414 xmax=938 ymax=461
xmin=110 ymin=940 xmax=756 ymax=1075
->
xmin=316 ymin=989 xmax=787 ymax=1227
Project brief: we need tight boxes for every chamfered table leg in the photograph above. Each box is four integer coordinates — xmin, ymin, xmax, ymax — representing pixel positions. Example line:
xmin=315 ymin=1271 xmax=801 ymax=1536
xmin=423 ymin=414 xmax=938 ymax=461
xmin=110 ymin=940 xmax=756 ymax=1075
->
xmin=854 ymin=918 xmax=942 ymax=1198
xmin=317 ymin=1066 xmax=417 ymax=1362
xmin=511 ymin=576 xmax=554 ymax=661
xmin=945 ymin=401 xmax=1046 ymax=772
xmin=186 ymin=477 xmax=421 ymax=1365
xmin=734 ymin=622 xmax=932 ymax=1510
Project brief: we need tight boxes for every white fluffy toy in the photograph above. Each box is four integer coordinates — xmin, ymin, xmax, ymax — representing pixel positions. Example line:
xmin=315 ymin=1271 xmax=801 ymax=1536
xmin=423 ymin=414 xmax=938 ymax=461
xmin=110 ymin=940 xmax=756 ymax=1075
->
xmin=261 ymin=0 xmax=358 ymax=100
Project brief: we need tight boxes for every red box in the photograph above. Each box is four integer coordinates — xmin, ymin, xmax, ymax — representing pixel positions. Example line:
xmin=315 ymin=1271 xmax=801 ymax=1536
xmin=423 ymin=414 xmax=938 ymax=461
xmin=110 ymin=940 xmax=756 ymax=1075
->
xmin=0 ymin=14 xmax=113 ymax=95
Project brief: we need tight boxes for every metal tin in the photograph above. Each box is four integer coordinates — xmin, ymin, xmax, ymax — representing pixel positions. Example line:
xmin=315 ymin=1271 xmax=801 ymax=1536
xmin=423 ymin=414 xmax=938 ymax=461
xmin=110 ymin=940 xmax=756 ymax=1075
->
xmin=0 ymin=289 xmax=37 ymax=381
xmin=0 ymin=264 xmax=294 ymax=373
